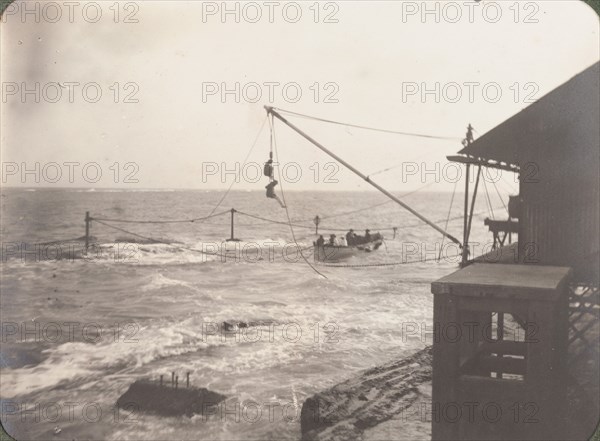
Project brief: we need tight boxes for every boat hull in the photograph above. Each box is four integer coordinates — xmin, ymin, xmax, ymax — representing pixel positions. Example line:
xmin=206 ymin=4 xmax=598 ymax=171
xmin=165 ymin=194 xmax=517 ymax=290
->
xmin=314 ymin=237 xmax=383 ymax=262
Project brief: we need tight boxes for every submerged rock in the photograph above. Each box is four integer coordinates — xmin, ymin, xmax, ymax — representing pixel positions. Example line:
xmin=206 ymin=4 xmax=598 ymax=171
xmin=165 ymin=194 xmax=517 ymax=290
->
xmin=116 ymin=380 xmax=226 ymax=417
xmin=300 ymin=346 xmax=432 ymax=441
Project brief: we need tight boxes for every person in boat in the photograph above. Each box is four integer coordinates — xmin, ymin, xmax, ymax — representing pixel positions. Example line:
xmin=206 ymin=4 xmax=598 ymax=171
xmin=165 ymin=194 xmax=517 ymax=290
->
xmin=339 ymin=236 xmax=347 ymax=247
xmin=346 ymin=229 xmax=355 ymax=246
xmin=329 ymin=234 xmax=336 ymax=246
xmin=265 ymin=180 xmax=286 ymax=208
xmin=365 ymin=229 xmax=371 ymax=242
xmin=316 ymin=235 xmax=325 ymax=247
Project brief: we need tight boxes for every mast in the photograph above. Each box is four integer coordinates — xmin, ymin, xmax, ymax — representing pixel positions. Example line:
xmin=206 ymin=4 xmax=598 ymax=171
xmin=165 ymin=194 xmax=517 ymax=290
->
xmin=265 ymin=106 xmax=462 ymax=247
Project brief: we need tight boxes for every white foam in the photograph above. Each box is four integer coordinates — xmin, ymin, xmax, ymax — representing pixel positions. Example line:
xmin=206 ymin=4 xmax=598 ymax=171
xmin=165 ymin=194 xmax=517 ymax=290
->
xmin=0 ymin=321 xmax=216 ymax=398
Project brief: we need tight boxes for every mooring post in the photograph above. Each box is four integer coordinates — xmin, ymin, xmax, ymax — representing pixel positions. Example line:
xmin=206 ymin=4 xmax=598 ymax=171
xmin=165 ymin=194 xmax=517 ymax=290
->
xmin=171 ymin=371 xmax=175 ymax=387
xmin=175 ymin=375 xmax=178 ymax=389
xmin=160 ymin=375 xmax=163 ymax=386
xmin=314 ymin=215 xmax=320 ymax=235
xmin=186 ymin=372 xmax=190 ymax=388
xmin=226 ymin=208 xmax=240 ymax=242
xmin=393 ymin=227 xmax=397 ymax=239
xmin=84 ymin=211 xmax=90 ymax=253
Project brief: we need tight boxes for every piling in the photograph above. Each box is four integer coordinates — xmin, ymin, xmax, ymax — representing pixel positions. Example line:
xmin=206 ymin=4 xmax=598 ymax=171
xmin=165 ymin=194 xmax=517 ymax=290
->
xmin=226 ymin=208 xmax=240 ymax=242
xmin=84 ymin=211 xmax=90 ymax=253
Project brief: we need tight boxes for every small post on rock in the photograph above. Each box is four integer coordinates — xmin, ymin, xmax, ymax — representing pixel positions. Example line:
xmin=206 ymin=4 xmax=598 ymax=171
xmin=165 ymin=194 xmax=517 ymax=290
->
xmin=314 ymin=215 xmax=320 ymax=235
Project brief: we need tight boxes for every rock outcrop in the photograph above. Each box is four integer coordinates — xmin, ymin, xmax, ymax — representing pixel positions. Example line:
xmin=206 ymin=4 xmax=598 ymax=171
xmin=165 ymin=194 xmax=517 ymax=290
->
xmin=116 ymin=380 xmax=226 ymax=417
xmin=301 ymin=346 xmax=432 ymax=440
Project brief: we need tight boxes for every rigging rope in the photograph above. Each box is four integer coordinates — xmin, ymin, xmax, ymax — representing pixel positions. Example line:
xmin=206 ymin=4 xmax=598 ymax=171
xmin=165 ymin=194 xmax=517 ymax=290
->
xmin=305 ymin=181 xmax=435 ymax=223
xmin=499 ymin=173 xmax=519 ymax=195
xmin=91 ymin=117 xmax=268 ymax=227
xmin=271 ymin=116 xmax=328 ymax=279
xmin=272 ymin=107 xmax=461 ymax=141
xmin=438 ymin=179 xmax=458 ymax=261
xmin=204 ymin=114 xmax=269 ymax=219
xmin=482 ymin=176 xmax=495 ymax=220
xmin=367 ymin=150 xmax=441 ymax=179
xmin=491 ymin=177 xmax=509 ymax=215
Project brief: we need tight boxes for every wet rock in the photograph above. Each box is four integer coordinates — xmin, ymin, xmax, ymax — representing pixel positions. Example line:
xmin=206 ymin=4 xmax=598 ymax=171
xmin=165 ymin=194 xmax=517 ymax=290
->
xmin=0 ymin=344 xmax=48 ymax=369
xmin=300 ymin=346 xmax=432 ymax=441
xmin=116 ymin=380 xmax=226 ymax=417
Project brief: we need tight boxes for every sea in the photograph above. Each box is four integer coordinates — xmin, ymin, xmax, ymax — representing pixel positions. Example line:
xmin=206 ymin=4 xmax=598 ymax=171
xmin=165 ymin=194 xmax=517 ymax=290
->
xmin=0 ymin=188 xmax=500 ymax=440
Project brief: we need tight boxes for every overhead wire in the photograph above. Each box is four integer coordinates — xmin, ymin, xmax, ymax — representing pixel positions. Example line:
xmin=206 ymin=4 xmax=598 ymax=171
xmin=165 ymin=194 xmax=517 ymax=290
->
xmin=204 ymin=114 xmax=269 ymax=220
xmin=272 ymin=107 xmax=461 ymax=141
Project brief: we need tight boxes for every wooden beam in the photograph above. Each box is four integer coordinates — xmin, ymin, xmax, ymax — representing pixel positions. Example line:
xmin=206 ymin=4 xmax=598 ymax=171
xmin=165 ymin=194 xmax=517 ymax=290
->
xmin=447 ymin=155 xmax=519 ymax=173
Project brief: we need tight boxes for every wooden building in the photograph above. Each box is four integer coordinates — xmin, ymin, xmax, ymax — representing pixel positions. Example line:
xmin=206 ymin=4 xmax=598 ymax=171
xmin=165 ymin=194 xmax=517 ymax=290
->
xmin=458 ymin=61 xmax=599 ymax=282
xmin=432 ymin=62 xmax=599 ymax=440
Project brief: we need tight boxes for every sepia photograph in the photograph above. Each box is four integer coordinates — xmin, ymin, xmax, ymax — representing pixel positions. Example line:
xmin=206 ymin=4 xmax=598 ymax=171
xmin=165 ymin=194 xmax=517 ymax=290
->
xmin=1 ymin=1 xmax=599 ymax=440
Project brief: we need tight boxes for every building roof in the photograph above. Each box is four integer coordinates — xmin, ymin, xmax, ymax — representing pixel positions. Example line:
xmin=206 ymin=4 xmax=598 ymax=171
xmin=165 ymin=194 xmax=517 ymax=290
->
xmin=458 ymin=62 xmax=599 ymax=179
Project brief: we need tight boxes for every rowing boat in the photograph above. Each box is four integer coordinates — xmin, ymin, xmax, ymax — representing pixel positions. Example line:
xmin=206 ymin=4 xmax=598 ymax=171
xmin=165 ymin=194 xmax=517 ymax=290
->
xmin=314 ymin=233 xmax=384 ymax=262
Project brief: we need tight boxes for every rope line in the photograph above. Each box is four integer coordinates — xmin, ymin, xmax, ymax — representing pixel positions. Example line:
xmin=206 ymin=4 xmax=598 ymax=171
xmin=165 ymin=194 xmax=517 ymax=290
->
xmin=236 ymin=211 xmax=314 ymax=229
xmin=92 ymin=219 xmax=229 ymax=259
xmin=316 ymin=253 xmax=462 ymax=268
xmin=491 ymin=178 xmax=509 ymax=215
xmin=482 ymin=176 xmax=495 ymax=220
xmin=38 ymin=236 xmax=89 ymax=245
xmin=93 ymin=218 xmax=316 ymax=263
xmin=272 ymin=107 xmax=461 ymax=141
xmin=92 ymin=218 xmax=459 ymax=268
xmin=272 ymin=116 xmax=328 ymax=279
xmin=307 ymin=181 xmax=435 ymax=223
xmin=438 ymin=179 xmax=458 ymax=261
xmin=91 ymin=209 xmax=231 ymax=224
xmin=87 ymin=205 xmax=503 ymax=240
xmin=204 ymin=114 xmax=269 ymax=220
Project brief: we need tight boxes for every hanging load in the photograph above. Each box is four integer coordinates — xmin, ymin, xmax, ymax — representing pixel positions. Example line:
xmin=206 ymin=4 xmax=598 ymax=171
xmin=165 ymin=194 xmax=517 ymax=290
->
xmin=263 ymin=148 xmax=285 ymax=207
xmin=264 ymin=159 xmax=273 ymax=178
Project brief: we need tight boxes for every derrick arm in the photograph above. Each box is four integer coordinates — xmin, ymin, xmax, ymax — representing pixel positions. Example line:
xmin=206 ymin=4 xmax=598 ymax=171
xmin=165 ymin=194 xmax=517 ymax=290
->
xmin=265 ymin=106 xmax=462 ymax=247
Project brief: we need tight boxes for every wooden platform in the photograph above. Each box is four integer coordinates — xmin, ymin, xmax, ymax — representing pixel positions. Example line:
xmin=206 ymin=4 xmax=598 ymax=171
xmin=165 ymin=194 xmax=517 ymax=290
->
xmin=483 ymin=218 xmax=519 ymax=233
xmin=432 ymin=262 xmax=572 ymax=300
xmin=431 ymin=263 xmax=572 ymax=440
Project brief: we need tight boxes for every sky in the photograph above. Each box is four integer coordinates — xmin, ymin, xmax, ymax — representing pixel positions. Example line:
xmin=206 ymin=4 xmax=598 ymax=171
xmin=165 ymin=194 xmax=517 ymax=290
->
xmin=1 ymin=0 xmax=598 ymax=192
